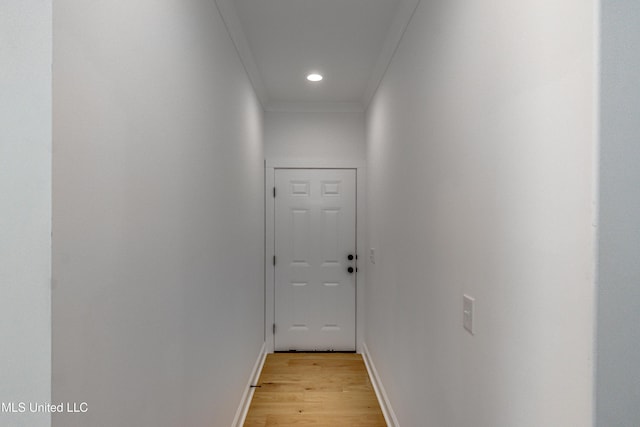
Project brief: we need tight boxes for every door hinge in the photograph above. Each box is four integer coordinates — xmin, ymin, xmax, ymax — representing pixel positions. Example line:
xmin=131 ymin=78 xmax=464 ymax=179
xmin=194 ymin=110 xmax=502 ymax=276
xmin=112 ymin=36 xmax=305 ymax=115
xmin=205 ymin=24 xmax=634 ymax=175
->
xmin=273 ymin=187 xmax=276 ymax=198
xmin=273 ymin=255 xmax=276 ymax=266
xmin=273 ymin=323 xmax=276 ymax=335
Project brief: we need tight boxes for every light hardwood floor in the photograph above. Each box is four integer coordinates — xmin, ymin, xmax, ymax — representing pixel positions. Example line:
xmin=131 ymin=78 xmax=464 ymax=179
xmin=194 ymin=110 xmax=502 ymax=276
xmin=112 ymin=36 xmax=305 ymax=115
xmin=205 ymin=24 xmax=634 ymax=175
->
xmin=244 ymin=353 xmax=386 ymax=426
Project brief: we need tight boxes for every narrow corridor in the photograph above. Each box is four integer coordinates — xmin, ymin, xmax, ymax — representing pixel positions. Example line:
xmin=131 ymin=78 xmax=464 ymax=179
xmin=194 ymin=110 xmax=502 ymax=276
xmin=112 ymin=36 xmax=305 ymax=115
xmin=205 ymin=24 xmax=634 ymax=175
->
xmin=5 ymin=1 xmax=637 ymax=426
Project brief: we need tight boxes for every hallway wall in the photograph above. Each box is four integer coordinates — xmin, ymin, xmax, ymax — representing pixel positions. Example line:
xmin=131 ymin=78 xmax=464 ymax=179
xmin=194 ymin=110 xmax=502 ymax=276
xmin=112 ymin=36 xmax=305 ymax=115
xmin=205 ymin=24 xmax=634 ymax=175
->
xmin=263 ymin=110 xmax=367 ymax=351
xmin=365 ymin=0 xmax=596 ymax=426
xmin=597 ymin=1 xmax=640 ymax=425
xmin=52 ymin=1 xmax=264 ymax=426
xmin=0 ymin=2 xmax=52 ymax=427
xmin=265 ymin=110 xmax=365 ymax=163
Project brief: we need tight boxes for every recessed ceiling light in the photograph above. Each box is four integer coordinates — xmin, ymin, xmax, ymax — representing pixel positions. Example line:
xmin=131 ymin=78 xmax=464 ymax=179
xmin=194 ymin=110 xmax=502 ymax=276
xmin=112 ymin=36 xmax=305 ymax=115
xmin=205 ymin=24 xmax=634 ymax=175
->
xmin=306 ymin=73 xmax=323 ymax=82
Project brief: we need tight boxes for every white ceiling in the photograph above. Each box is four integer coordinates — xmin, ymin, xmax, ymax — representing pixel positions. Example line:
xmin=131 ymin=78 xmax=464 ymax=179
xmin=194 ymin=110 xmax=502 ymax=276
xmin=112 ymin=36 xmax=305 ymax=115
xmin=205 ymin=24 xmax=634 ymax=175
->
xmin=217 ymin=0 xmax=419 ymax=111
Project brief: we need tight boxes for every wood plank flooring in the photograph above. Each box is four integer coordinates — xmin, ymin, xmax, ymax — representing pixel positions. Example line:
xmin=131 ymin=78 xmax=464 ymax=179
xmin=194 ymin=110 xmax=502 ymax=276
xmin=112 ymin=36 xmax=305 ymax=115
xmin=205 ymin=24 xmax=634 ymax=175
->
xmin=244 ymin=353 xmax=386 ymax=426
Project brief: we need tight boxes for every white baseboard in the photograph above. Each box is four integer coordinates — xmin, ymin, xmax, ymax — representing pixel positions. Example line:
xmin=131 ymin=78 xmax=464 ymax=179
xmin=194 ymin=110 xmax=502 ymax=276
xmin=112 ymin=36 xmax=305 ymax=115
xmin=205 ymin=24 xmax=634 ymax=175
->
xmin=362 ymin=342 xmax=400 ymax=427
xmin=232 ymin=342 xmax=267 ymax=427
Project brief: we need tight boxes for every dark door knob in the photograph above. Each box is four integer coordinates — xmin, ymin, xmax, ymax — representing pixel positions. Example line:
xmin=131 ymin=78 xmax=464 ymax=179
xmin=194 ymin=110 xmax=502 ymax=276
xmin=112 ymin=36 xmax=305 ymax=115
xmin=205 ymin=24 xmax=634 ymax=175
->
xmin=347 ymin=254 xmax=354 ymax=261
xmin=347 ymin=267 xmax=354 ymax=274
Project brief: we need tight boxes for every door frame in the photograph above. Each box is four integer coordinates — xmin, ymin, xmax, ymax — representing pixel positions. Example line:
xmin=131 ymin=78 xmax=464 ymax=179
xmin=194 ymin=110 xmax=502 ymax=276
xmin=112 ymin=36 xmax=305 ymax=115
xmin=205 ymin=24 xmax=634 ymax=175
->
xmin=265 ymin=159 xmax=366 ymax=353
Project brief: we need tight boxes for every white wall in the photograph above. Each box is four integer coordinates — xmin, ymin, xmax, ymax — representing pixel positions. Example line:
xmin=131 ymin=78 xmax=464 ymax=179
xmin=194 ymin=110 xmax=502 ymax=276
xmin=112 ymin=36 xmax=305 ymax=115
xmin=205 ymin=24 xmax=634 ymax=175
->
xmin=0 ymin=2 xmax=52 ymax=427
xmin=52 ymin=1 xmax=264 ymax=426
xmin=365 ymin=0 xmax=596 ymax=426
xmin=265 ymin=111 xmax=365 ymax=163
xmin=264 ymin=110 xmax=367 ymax=352
xmin=596 ymin=1 xmax=640 ymax=426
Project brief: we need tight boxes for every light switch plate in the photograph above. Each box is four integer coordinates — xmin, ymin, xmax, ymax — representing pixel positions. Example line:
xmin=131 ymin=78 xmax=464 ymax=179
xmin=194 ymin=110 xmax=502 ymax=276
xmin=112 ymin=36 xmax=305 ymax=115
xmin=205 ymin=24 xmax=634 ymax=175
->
xmin=369 ymin=248 xmax=376 ymax=264
xmin=463 ymin=294 xmax=475 ymax=335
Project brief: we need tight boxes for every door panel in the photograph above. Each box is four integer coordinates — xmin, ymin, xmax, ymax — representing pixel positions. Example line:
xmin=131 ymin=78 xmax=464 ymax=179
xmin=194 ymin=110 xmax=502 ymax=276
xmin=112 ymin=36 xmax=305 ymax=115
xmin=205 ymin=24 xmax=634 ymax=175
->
xmin=274 ymin=169 xmax=356 ymax=351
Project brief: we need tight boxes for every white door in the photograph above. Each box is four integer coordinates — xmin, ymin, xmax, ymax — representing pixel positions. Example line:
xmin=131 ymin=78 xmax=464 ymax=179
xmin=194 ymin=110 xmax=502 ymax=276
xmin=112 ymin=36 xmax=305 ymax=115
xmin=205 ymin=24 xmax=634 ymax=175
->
xmin=274 ymin=169 xmax=356 ymax=351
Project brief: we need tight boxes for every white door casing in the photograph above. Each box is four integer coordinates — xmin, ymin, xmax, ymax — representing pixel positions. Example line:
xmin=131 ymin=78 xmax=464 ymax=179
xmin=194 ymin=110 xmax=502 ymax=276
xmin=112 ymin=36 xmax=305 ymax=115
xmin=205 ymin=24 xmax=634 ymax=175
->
xmin=274 ymin=169 xmax=356 ymax=351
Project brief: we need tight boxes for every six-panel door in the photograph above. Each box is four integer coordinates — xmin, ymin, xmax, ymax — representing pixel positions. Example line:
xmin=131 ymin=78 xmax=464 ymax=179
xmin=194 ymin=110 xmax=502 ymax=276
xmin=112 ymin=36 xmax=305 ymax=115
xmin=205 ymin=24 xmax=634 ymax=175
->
xmin=274 ymin=169 xmax=356 ymax=351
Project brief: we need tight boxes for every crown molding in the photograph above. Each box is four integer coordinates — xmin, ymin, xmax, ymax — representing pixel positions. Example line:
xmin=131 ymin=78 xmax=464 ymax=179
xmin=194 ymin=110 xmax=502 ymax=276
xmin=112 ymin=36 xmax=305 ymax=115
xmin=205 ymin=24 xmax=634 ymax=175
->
xmin=265 ymin=101 xmax=365 ymax=113
xmin=362 ymin=0 xmax=421 ymax=109
xmin=214 ymin=0 xmax=268 ymax=107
